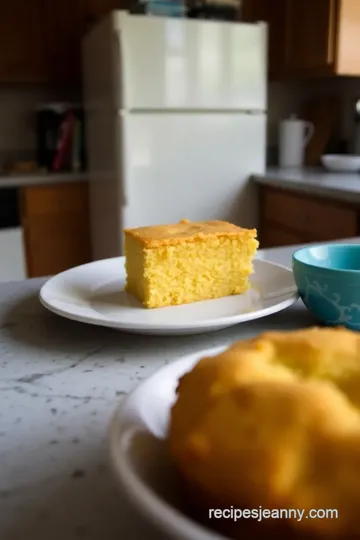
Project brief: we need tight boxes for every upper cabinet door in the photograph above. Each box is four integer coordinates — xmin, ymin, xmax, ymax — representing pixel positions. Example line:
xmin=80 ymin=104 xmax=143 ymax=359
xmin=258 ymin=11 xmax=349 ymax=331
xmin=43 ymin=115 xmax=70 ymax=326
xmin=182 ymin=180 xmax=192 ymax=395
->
xmin=44 ymin=0 xmax=85 ymax=83
xmin=116 ymin=13 xmax=267 ymax=110
xmin=0 ymin=0 xmax=47 ymax=82
xmin=286 ymin=0 xmax=336 ymax=72
xmin=336 ymin=0 xmax=360 ymax=75
xmin=243 ymin=0 xmax=360 ymax=78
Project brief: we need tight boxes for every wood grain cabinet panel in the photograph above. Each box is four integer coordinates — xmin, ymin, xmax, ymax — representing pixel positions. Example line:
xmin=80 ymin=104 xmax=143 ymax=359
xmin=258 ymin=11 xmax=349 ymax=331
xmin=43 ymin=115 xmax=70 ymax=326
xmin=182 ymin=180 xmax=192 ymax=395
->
xmin=24 ymin=219 xmax=91 ymax=278
xmin=22 ymin=182 xmax=89 ymax=218
xmin=263 ymin=188 xmax=357 ymax=240
xmin=20 ymin=182 xmax=92 ymax=278
xmin=259 ymin=185 xmax=359 ymax=248
xmin=243 ymin=0 xmax=360 ymax=78
xmin=44 ymin=0 xmax=86 ymax=83
xmin=44 ymin=0 xmax=128 ymax=82
xmin=0 ymin=0 xmax=47 ymax=82
xmin=286 ymin=0 xmax=336 ymax=72
xmin=336 ymin=0 xmax=360 ymax=75
xmin=3 ymin=0 xmax=360 ymax=83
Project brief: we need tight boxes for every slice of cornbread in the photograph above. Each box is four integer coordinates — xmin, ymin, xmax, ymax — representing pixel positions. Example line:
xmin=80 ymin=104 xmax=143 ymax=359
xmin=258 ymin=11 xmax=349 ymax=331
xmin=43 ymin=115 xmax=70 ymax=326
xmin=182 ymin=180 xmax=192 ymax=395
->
xmin=124 ymin=219 xmax=259 ymax=309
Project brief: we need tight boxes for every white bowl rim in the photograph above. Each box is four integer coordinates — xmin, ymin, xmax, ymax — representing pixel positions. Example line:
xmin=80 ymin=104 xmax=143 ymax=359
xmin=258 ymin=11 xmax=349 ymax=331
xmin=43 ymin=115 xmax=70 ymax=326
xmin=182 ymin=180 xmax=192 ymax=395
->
xmin=321 ymin=153 xmax=360 ymax=160
xmin=108 ymin=346 xmax=230 ymax=540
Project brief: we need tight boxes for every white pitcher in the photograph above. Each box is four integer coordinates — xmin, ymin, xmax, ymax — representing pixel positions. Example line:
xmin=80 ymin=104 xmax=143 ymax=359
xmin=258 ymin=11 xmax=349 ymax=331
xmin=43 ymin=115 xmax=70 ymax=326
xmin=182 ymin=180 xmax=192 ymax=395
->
xmin=278 ymin=114 xmax=314 ymax=168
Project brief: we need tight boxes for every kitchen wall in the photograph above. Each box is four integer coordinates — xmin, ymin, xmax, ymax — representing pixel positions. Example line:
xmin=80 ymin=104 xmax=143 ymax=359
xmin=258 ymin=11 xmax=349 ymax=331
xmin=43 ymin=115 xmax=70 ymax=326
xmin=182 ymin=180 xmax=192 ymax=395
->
xmin=0 ymin=84 xmax=80 ymax=168
xmin=2 ymin=77 xmax=360 ymax=169
xmin=267 ymin=77 xmax=360 ymax=160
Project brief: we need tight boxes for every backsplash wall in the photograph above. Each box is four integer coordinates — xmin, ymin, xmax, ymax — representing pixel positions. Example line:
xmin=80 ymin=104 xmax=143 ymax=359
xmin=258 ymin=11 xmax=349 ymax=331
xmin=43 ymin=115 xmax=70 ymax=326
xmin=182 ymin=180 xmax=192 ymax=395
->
xmin=267 ymin=77 xmax=360 ymax=155
xmin=0 ymin=84 xmax=80 ymax=166
xmin=1 ymin=78 xmax=360 ymax=168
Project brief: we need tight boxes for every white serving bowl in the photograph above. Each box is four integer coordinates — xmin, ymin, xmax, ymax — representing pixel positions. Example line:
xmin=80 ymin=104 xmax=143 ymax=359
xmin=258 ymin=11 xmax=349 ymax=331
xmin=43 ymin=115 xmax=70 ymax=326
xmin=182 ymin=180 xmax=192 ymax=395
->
xmin=321 ymin=154 xmax=360 ymax=172
xmin=108 ymin=346 xmax=230 ymax=540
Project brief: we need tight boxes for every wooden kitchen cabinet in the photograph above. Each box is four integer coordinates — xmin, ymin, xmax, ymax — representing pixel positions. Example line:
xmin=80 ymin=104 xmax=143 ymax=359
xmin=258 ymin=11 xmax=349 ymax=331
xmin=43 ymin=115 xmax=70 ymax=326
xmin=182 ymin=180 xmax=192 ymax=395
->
xmin=20 ymin=182 xmax=92 ymax=278
xmin=336 ymin=0 xmax=360 ymax=75
xmin=44 ymin=1 xmax=86 ymax=84
xmin=0 ymin=0 xmax=127 ymax=83
xmin=243 ymin=0 xmax=360 ymax=78
xmin=286 ymin=0 xmax=336 ymax=74
xmin=0 ymin=1 xmax=47 ymax=82
xmin=258 ymin=185 xmax=359 ymax=248
xmin=44 ymin=0 xmax=125 ymax=83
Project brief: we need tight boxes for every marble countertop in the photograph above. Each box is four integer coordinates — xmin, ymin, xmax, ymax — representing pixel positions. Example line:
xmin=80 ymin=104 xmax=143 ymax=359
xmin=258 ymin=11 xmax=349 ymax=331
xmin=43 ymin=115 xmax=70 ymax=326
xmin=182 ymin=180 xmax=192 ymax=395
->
xmin=0 ymin=172 xmax=87 ymax=189
xmin=252 ymin=167 xmax=360 ymax=203
xmin=2 ymin=239 xmax=357 ymax=540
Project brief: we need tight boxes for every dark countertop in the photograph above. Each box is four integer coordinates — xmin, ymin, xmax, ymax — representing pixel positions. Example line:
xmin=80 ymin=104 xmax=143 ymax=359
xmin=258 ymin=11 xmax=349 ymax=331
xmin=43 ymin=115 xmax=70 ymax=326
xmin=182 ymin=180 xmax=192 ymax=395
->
xmin=252 ymin=167 xmax=360 ymax=203
xmin=0 ymin=172 xmax=87 ymax=189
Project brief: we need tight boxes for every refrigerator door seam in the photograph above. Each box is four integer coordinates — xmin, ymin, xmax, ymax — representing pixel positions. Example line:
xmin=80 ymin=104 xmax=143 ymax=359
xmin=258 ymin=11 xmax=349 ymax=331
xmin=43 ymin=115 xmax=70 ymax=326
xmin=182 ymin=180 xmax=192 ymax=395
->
xmin=118 ymin=109 xmax=267 ymax=114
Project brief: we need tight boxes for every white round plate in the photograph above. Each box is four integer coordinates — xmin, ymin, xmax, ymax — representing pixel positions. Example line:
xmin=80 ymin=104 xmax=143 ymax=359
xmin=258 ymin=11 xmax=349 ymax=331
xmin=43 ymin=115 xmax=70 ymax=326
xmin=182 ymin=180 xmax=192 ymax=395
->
xmin=39 ymin=257 xmax=298 ymax=336
xmin=109 ymin=346 xmax=230 ymax=540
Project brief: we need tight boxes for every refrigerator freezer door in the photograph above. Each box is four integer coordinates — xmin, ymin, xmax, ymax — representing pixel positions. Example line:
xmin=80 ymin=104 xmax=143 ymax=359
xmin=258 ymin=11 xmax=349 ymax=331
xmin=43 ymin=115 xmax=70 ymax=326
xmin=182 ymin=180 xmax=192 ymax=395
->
xmin=114 ymin=12 xmax=267 ymax=111
xmin=120 ymin=112 xmax=265 ymax=244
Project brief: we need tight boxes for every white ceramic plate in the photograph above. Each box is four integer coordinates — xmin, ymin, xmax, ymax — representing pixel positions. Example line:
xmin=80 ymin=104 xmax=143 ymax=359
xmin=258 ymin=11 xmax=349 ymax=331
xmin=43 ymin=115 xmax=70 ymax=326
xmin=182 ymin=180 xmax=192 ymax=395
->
xmin=109 ymin=346 xmax=230 ymax=540
xmin=39 ymin=257 xmax=298 ymax=336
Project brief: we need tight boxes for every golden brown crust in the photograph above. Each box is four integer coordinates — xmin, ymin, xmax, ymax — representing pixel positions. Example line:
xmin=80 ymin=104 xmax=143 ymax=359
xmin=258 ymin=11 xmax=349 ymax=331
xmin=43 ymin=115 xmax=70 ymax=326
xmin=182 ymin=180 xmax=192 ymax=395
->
xmin=168 ymin=327 xmax=360 ymax=539
xmin=124 ymin=219 xmax=257 ymax=248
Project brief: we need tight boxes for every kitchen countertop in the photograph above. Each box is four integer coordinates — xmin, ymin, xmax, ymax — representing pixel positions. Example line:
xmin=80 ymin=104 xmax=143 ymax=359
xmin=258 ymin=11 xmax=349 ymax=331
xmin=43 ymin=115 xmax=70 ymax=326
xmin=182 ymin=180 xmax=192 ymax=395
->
xmin=2 ymin=239 xmax=358 ymax=540
xmin=0 ymin=172 xmax=87 ymax=189
xmin=252 ymin=167 xmax=360 ymax=203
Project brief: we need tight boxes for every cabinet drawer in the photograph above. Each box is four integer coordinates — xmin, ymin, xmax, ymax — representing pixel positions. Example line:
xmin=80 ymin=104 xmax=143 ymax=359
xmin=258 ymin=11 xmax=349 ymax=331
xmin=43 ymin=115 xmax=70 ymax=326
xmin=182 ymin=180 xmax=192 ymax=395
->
xmin=263 ymin=188 xmax=357 ymax=239
xmin=21 ymin=182 xmax=88 ymax=218
xmin=24 ymin=219 xmax=91 ymax=277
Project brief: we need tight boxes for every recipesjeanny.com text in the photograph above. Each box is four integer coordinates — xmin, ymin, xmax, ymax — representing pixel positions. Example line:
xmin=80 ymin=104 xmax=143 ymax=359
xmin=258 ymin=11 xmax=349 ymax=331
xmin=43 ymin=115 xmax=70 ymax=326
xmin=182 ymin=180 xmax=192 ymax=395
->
xmin=209 ymin=507 xmax=339 ymax=522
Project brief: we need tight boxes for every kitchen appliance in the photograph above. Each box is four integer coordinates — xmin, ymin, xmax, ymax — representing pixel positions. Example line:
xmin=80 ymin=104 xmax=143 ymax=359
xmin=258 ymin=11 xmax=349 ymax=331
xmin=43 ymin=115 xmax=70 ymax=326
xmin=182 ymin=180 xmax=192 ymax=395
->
xmin=279 ymin=115 xmax=314 ymax=168
xmin=82 ymin=11 xmax=267 ymax=260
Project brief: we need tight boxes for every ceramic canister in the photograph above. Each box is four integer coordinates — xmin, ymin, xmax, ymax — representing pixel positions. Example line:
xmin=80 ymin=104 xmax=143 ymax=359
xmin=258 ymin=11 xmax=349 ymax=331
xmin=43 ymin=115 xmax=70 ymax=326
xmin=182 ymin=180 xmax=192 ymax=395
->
xmin=279 ymin=114 xmax=314 ymax=168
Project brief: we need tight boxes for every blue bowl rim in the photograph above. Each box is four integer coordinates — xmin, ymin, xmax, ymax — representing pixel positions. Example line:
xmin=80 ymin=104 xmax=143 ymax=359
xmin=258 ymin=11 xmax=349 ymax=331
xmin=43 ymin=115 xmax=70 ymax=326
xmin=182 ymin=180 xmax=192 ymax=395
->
xmin=292 ymin=243 xmax=360 ymax=275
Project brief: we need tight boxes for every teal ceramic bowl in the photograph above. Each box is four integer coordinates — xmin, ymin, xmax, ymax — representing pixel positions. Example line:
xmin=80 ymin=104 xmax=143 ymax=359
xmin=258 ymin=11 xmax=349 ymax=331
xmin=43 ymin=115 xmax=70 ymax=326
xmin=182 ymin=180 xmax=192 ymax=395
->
xmin=292 ymin=243 xmax=360 ymax=330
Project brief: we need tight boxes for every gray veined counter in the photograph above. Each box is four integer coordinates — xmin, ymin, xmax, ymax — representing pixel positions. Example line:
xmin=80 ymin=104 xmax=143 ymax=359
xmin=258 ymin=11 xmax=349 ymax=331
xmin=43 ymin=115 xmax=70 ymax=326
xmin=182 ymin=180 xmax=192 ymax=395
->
xmin=1 ymin=238 xmax=358 ymax=540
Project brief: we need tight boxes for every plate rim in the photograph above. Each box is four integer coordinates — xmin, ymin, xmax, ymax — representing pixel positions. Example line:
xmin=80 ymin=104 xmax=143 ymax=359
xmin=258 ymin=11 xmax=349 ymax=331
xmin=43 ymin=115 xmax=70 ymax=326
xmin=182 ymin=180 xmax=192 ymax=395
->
xmin=108 ymin=346 xmax=230 ymax=540
xmin=39 ymin=256 xmax=298 ymax=333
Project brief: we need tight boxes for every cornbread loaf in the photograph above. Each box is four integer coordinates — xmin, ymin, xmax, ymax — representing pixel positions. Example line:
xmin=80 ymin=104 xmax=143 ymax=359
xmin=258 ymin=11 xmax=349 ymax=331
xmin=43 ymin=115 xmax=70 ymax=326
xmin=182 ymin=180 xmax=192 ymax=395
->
xmin=168 ymin=327 xmax=360 ymax=539
xmin=124 ymin=219 xmax=258 ymax=309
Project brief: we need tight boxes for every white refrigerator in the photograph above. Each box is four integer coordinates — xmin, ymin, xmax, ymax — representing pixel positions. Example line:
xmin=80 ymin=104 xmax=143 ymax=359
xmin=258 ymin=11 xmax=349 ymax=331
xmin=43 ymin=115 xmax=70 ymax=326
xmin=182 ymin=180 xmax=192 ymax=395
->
xmin=82 ymin=11 xmax=267 ymax=260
